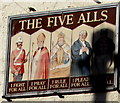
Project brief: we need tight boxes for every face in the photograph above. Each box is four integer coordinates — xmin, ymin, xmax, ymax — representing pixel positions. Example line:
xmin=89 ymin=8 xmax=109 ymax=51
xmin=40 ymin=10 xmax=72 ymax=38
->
xmin=58 ymin=38 xmax=64 ymax=46
xmin=79 ymin=33 xmax=87 ymax=42
xmin=17 ymin=42 xmax=23 ymax=49
xmin=37 ymin=39 xmax=44 ymax=48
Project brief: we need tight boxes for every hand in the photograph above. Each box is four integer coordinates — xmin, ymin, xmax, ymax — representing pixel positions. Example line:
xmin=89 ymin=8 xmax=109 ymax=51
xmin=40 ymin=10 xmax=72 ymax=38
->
xmin=81 ymin=47 xmax=88 ymax=52
xmin=24 ymin=58 xmax=27 ymax=63
xmin=15 ymin=71 xmax=18 ymax=76
xmin=11 ymin=69 xmax=16 ymax=74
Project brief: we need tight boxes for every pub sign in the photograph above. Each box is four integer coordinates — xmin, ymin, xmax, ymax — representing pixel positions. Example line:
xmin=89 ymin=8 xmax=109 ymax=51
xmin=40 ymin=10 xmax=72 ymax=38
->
xmin=3 ymin=2 xmax=120 ymax=100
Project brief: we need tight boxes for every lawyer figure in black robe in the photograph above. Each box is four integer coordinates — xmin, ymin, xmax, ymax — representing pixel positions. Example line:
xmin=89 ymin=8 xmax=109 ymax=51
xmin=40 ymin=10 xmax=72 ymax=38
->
xmin=71 ymin=30 xmax=92 ymax=77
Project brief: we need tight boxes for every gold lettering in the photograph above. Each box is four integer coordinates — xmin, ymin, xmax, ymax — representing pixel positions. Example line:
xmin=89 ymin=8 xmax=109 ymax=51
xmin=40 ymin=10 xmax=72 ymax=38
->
xmin=33 ymin=81 xmax=46 ymax=86
xmin=107 ymin=80 xmax=113 ymax=85
xmin=47 ymin=17 xmax=54 ymax=27
xmin=52 ymin=80 xmax=55 ymax=84
xmin=83 ymin=77 xmax=89 ymax=82
xmin=58 ymin=15 xmax=67 ymax=26
xmin=81 ymin=82 xmax=85 ymax=86
xmin=9 ymin=88 xmax=17 ymax=92
xmin=55 ymin=80 xmax=59 ymax=84
xmin=35 ymin=18 xmax=42 ymax=28
xmin=19 ymin=20 xmax=27 ymax=30
xmin=54 ymin=16 xmax=57 ymax=26
xmin=18 ymin=87 xmax=26 ymax=91
xmin=27 ymin=19 xmax=35 ymax=29
xmin=66 ymin=14 xmax=73 ymax=25
xmin=60 ymin=83 xmax=68 ymax=88
xmin=10 ymin=84 xmax=13 ymax=88
xmin=77 ymin=13 xmax=86 ymax=23
xmin=31 ymin=82 xmax=33 ymax=86
xmin=75 ymin=78 xmax=81 ymax=82
xmin=94 ymin=11 xmax=101 ymax=22
xmin=50 ymin=84 xmax=59 ymax=89
xmin=29 ymin=86 xmax=38 ymax=90
xmin=38 ymin=85 xmax=46 ymax=90
xmin=71 ymin=83 xmax=81 ymax=87
xmin=13 ymin=83 xmax=25 ymax=87
xmin=101 ymin=10 xmax=108 ymax=21
xmin=87 ymin=12 xmax=93 ymax=22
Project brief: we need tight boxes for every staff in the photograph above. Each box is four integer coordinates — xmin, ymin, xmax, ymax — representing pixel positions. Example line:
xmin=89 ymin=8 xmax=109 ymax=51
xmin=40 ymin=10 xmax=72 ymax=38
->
xmin=30 ymin=42 xmax=34 ymax=79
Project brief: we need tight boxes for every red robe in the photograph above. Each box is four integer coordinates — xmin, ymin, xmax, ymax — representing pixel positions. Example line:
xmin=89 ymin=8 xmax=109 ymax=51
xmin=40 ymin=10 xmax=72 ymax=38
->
xmin=31 ymin=47 xmax=50 ymax=80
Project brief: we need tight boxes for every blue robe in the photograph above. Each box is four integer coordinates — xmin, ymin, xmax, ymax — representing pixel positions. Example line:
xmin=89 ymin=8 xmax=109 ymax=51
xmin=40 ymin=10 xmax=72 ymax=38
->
xmin=71 ymin=39 xmax=92 ymax=77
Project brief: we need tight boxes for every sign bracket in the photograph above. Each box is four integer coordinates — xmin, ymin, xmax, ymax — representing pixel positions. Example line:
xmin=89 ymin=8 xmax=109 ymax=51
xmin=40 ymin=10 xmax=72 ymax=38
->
xmin=53 ymin=92 xmax=65 ymax=98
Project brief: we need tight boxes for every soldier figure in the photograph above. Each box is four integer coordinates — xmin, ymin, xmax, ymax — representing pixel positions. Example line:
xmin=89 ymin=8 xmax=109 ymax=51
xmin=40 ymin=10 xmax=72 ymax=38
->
xmin=10 ymin=37 xmax=27 ymax=81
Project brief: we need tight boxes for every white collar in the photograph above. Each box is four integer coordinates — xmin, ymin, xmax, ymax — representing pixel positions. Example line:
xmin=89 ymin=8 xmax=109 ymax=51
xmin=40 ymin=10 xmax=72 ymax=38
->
xmin=80 ymin=40 xmax=86 ymax=47
xmin=80 ymin=40 xmax=85 ymax=43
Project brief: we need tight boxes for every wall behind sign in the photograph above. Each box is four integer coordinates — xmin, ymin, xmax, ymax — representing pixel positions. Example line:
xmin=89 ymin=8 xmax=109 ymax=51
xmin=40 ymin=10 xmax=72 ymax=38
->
xmin=0 ymin=1 xmax=119 ymax=102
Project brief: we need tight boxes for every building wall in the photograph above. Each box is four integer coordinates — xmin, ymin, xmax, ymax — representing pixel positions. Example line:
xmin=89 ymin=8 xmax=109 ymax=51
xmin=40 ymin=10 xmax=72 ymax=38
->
xmin=0 ymin=1 xmax=120 ymax=102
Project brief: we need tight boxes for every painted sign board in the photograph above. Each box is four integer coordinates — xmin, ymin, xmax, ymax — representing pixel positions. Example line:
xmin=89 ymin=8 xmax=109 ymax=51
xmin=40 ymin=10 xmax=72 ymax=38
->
xmin=3 ymin=2 xmax=120 ymax=101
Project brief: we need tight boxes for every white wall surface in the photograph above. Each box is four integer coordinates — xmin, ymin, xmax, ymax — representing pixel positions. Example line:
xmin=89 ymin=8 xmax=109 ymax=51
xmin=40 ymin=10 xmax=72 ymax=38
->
xmin=0 ymin=0 xmax=120 ymax=102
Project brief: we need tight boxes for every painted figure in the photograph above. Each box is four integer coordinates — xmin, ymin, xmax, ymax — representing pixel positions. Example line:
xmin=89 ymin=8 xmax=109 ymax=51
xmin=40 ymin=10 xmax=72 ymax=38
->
xmin=50 ymin=32 xmax=71 ymax=78
xmin=31 ymin=33 xmax=50 ymax=80
xmin=71 ymin=30 xmax=92 ymax=77
xmin=10 ymin=37 xmax=27 ymax=81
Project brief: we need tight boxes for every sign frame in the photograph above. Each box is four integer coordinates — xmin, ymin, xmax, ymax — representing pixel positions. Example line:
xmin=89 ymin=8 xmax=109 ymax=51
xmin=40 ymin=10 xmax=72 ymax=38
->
xmin=2 ymin=2 xmax=120 ymax=101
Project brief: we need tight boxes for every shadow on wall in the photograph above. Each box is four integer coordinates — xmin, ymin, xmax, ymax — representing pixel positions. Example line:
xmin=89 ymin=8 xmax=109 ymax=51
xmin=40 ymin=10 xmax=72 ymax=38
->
xmin=90 ymin=28 xmax=115 ymax=102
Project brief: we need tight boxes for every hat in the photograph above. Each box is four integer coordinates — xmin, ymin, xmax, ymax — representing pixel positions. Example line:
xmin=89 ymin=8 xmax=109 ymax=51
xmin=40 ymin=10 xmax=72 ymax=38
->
xmin=37 ymin=33 xmax=46 ymax=41
xmin=58 ymin=32 xmax=65 ymax=39
xmin=16 ymin=36 xmax=23 ymax=43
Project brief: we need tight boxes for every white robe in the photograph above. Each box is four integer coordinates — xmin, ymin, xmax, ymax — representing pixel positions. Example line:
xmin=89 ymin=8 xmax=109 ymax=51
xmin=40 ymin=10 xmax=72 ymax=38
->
xmin=31 ymin=49 xmax=41 ymax=80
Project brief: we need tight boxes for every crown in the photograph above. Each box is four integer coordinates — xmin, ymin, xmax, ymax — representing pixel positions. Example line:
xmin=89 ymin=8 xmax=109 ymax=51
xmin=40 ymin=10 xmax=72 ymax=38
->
xmin=58 ymin=32 xmax=65 ymax=39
